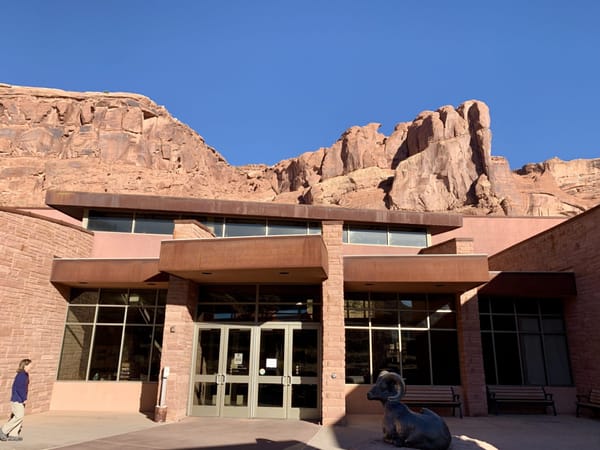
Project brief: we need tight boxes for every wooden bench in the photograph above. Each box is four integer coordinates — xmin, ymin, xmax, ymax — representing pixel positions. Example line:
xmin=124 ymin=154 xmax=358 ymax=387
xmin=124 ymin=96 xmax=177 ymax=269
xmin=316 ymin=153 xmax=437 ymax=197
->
xmin=576 ymin=389 xmax=600 ymax=417
xmin=402 ymin=385 xmax=463 ymax=418
xmin=486 ymin=385 xmax=556 ymax=415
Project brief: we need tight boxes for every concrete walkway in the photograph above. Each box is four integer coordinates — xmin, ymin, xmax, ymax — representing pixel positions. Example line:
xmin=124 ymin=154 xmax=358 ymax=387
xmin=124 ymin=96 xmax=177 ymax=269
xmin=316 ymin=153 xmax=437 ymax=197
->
xmin=2 ymin=411 xmax=599 ymax=449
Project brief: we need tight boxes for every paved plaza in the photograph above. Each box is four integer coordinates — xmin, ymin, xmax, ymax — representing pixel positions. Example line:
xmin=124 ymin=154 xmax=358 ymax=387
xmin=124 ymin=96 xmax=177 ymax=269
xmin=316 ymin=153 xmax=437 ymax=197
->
xmin=2 ymin=411 xmax=599 ymax=450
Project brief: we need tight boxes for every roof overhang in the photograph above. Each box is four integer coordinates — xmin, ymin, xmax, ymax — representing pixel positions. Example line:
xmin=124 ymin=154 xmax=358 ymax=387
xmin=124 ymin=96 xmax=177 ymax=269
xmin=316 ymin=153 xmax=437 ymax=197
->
xmin=159 ymin=235 xmax=328 ymax=284
xmin=344 ymin=254 xmax=490 ymax=293
xmin=51 ymin=258 xmax=168 ymax=288
xmin=45 ymin=190 xmax=462 ymax=234
xmin=479 ymin=271 xmax=577 ymax=298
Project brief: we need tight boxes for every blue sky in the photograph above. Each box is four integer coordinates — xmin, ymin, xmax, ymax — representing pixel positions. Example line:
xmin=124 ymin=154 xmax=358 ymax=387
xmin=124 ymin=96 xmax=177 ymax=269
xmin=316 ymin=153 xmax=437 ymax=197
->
xmin=3 ymin=1 xmax=599 ymax=168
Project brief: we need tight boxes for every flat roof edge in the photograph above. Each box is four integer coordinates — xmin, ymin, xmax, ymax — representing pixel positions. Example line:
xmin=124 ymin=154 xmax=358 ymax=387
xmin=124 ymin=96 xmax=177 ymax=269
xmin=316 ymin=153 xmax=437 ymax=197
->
xmin=45 ymin=190 xmax=462 ymax=232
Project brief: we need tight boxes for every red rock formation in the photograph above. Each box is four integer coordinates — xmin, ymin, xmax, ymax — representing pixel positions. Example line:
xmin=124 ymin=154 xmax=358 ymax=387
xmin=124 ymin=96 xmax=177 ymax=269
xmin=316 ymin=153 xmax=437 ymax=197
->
xmin=1 ymin=83 xmax=598 ymax=216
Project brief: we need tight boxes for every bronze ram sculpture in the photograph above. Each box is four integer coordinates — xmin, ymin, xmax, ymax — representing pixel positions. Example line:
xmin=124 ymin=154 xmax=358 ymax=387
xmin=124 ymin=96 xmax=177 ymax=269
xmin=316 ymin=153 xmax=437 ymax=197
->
xmin=367 ymin=371 xmax=452 ymax=450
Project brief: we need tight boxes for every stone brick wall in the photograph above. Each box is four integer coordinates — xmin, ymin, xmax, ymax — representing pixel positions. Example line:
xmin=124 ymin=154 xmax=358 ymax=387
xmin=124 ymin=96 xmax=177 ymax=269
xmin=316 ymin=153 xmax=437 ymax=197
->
xmin=419 ymin=237 xmax=475 ymax=255
xmin=321 ymin=221 xmax=346 ymax=425
xmin=173 ymin=220 xmax=215 ymax=239
xmin=489 ymin=205 xmax=600 ymax=395
xmin=159 ymin=277 xmax=197 ymax=421
xmin=457 ymin=289 xmax=487 ymax=415
xmin=0 ymin=208 xmax=93 ymax=417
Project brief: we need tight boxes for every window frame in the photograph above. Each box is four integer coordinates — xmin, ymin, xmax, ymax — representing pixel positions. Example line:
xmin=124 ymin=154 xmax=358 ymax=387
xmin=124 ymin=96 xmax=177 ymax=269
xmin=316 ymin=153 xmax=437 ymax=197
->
xmin=57 ymin=288 xmax=166 ymax=382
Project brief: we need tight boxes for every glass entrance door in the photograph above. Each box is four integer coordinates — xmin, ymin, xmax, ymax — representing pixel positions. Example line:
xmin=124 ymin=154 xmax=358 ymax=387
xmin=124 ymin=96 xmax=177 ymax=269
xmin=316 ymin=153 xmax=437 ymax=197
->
xmin=189 ymin=325 xmax=253 ymax=417
xmin=190 ymin=323 xmax=320 ymax=419
xmin=255 ymin=324 xmax=320 ymax=420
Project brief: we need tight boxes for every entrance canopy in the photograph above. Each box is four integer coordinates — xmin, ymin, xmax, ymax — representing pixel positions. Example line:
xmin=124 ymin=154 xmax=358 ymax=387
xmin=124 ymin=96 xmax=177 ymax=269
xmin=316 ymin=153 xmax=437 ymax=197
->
xmin=159 ymin=235 xmax=328 ymax=283
xmin=344 ymin=254 xmax=490 ymax=293
xmin=480 ymin=271 xmax=577 ymax=297
xmin=51 ymin=258 xmax=168 ymax=288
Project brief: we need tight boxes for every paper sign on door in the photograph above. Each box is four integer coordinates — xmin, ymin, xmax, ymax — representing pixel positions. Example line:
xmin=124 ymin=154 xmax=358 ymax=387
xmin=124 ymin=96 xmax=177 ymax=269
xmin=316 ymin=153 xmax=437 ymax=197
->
xmin=266 ymin=358 xmax=277 ymax=368
xmin=234 ymin=353 xmax=244 ymax=365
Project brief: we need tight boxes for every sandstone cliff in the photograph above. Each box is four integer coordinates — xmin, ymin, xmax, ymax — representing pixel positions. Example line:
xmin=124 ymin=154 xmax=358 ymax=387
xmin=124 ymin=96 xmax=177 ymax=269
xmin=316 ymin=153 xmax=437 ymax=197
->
xmin=1 ymin=83 xmax=598 ymax=216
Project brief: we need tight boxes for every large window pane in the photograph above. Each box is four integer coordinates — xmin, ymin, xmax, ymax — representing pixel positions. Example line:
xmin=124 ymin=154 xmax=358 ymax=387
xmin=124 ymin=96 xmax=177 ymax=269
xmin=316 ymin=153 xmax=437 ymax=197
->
xmin=518 ymin=316 xmax=540 ymax=332
xmin=133 ymin=214 xmax=174 ymax=235
xmin=291 ymin=384 xmax=318 ymax=408
xmin=481 ymin=333 xmax=497 ymax=384
xmin=89 ymin=325 xmax=123 ymax=381
xmin=371 ymin=308 xmax=399 ymax=326
xmin=150 ymin=326 xmax=163 ymax=381
xmin=400 ymin=310 xmax=428 ymax=328
xmin=224 ymin=218 xmax=266 ymax=237
xmin=200 ymin=285 xmax=256 ymax=303
xmin=345 ymin=329 xmax=370 ymax=384
xmin=401 ymin=331 xmax=430 ymax=384
xmin=491 ymin=298 xmax=514 ymax=314
xmin=307 ymin=222 xmax=321 ymax=235
xmin=429 ymin=312 xmax=456 ymax=329
xmin=97 ymin=306 xmax=125 ymax=323
xmin=120 ymin=326 xmax=154 ymax=380
xmin=99 ymin=289 xmax=128 ymax=305
xmin=226 ymin=329 xmax=251 ymax=376
xmin=267 ymin=220 xmax=308 ymax=236
xmin=492 ymin=315 xmax=516 ymax=331
xmin=58 ymin=324 xmax=93 ymax=380
xmin=127 ymin=306 xmax=155 ymax=325
xmin=70 ymin=289 xmax=99 ymax=305
xmin=293 ymin=329 xmax=318 ymax=376
xmin=428 ymin=295 xmax=455 ymax=311
xmin=494 ymin=333 xmax=522 ymax=384
xmin=87 ymin=210 xmax=133 ymax=232
xmin=542 ymin=318 xmax=565 ymax=333
xmin=67 ymin=306 xmax=96 ymax=323
xmin=398 ymin=296 xmax=427 ymax=310
xmin=520 ymin=334 xmax=546 ymax=385
xmin=544 ymin=335 xmax=572 ymax=385
xmin=389 ymin=228 xmax=427 ymax=247
xmin=129 ymin=290 xmax=158 ymax=307
xmin=195 ymin=329 xmax=220 ymax=376
xmin=431 ymin=331 xmax=460 ymax=385
xmin=348 ymin=226 xmax=387 ymax=245
xmin=372 ymin=329 xmax=400 ymax=376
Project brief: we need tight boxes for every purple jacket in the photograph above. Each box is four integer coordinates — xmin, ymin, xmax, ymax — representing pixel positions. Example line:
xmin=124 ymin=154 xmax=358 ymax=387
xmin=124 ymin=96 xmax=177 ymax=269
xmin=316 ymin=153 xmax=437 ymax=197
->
xmin=11 ymin=371 xmax=29 ymax=403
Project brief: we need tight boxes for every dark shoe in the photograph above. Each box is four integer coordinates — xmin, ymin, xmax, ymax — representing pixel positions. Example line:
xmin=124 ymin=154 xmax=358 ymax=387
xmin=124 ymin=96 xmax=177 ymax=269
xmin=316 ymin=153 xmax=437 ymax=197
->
xmin=0 ymin=430 xmax=7 ymax=441
xmin=7 ymin=435 xmax=23 ymax=441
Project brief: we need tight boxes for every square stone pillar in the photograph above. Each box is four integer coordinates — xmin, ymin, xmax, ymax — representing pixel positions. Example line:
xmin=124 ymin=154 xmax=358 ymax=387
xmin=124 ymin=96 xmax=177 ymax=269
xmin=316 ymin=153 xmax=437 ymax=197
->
xmin=320 ymin=221 xmax=346 ymax=425
xmin=155 ymin=276 xmax=198 ymax=422
xmin=457 ymin=288 xmax=488 ymax=416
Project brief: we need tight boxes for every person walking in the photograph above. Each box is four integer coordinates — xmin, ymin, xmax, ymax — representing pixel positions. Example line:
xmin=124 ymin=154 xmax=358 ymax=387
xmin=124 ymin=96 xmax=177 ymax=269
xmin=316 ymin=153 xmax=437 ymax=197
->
xmin=0 ymin=359 xmax=32 ymax=442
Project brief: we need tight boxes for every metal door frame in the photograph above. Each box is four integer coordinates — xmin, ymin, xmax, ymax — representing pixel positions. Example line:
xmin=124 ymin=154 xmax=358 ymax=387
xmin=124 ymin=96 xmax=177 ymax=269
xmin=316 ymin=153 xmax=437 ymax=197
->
xmin=189 ymin=322 xmax=321 ymax=419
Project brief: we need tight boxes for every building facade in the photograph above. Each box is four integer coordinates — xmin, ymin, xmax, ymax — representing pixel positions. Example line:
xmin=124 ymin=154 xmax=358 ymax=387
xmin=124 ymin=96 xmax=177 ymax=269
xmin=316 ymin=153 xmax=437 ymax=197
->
xmin=1 ymin=190 xmax=596 ymax=425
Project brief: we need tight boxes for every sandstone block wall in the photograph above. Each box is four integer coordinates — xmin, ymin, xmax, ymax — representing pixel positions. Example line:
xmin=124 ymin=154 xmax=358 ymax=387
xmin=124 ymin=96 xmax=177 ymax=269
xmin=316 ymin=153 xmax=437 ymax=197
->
xmin=489 ymin=205 xmax=600 ymax=394
xmin=159 ymin=277 xmax=197 ymax=421
xmin=0 ymin=209 xmax=93 ymax=416
xmin=457 ymin=289 xmax=487 ymax=416
xmin=321 ymin=221 xmax=346 ymax=425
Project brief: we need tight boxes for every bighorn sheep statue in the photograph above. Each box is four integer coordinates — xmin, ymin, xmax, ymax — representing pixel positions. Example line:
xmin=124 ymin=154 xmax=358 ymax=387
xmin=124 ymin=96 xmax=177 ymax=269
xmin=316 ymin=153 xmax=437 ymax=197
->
xmin=367 ymin=371 xmax=452 ymax=450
